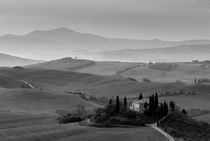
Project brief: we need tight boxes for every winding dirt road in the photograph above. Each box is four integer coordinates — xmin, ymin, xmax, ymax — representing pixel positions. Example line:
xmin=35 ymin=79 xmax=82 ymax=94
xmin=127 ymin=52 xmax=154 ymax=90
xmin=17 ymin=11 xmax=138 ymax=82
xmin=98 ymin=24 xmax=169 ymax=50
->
xmin=148 ymin=123 xmax=174 ymax=141
xmin=19 ymin=80 xmax=38 ymax=90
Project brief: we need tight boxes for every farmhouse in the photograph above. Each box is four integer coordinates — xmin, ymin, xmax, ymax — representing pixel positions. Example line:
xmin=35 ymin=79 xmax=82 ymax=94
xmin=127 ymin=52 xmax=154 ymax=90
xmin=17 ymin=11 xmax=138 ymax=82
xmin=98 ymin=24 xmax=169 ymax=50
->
xmin=130 ymin=99 xmax=148 ymax=113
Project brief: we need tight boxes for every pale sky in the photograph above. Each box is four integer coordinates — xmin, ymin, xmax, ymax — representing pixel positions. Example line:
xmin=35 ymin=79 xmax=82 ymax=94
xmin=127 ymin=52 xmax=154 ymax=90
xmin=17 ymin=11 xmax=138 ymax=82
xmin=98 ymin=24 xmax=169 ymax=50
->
xmin=0 ymin=0 xmax=209 ymax=40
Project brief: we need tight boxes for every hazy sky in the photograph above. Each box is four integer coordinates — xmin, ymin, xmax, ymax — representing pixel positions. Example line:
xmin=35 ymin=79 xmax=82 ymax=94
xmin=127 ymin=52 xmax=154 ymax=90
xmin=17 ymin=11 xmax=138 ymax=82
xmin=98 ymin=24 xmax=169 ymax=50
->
xmin=0 ymin=0 xmax=209 ymax=40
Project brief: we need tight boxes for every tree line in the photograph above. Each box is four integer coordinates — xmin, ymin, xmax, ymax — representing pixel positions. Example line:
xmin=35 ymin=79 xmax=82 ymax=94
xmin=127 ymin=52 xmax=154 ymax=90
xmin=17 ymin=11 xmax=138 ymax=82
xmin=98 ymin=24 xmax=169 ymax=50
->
xmin=108 ymin=92 xmax=177 ymax=119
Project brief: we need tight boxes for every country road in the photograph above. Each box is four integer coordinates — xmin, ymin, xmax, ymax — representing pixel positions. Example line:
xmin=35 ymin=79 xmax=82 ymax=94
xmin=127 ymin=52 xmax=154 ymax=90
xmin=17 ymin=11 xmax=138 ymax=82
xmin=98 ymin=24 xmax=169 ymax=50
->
xmin=148 ymin=123 xmax=174 ymax=141
xmin=19 ymin=80 xmax=38 ymax=90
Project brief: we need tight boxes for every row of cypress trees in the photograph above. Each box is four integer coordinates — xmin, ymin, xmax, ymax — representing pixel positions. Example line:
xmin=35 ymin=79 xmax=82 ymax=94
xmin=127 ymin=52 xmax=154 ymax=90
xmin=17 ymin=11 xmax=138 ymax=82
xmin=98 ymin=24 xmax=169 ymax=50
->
xmin=109 ymin=96 xmax=127 ymax=114
xmin=109 ymin=93 xmax=175 ymax=118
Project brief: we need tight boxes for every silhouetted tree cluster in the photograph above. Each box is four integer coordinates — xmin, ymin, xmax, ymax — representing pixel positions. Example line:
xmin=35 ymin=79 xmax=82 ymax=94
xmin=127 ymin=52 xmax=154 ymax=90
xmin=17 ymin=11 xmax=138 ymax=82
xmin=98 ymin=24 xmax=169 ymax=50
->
xmin=108 ymin=96 xmax=128 ymax=115
xmin=144 ymin=93 xmax=171 ymax=119
xmin=146 ymin=93 xmax=159 ymax=115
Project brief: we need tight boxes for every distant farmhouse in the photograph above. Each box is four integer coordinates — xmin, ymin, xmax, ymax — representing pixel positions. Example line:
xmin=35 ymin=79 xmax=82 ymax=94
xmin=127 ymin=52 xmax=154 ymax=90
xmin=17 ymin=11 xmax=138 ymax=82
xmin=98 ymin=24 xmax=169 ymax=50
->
xmin=130 ymin=99 xmax=148 ymax=113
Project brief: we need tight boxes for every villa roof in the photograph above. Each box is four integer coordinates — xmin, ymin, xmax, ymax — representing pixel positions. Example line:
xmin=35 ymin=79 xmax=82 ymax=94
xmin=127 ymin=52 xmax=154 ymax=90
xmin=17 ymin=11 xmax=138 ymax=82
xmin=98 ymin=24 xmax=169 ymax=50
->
xmin=132 ymin=99 xmax=148 ymax=104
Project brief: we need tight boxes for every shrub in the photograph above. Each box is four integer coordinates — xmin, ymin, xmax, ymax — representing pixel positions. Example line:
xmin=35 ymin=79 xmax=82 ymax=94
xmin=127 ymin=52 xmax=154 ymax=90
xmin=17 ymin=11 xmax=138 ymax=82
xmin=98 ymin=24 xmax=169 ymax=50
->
xmin=123 ymin=109 xmax=137 ymax=119
xmin=89 ymin=95 xmax=97 ymax=101
xmin=58 ymin=116 xmax=82 ymax=124
xmin=13 ymin=66 xmax=24 ymax=69
xmin=181 ymin=109 xmax=187 ymax=115
xmin=106 ymin=116 xmax=145 ymax=126
xmin=94 ymin=112 xmax=110 ymax=123
xmin=148 ymin=62 xmax=177 ymax=71
xmin=104 ymin=104 xmax=116 ymax=116
xmin=143 ymin=78 xmax=151 ymax=82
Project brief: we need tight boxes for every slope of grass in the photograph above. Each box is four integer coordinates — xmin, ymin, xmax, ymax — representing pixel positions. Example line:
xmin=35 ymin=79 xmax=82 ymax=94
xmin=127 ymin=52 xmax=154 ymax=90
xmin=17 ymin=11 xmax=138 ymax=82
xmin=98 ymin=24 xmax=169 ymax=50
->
xmin=160 ymin=112 xmax=210 ymax=141
xmin=0 ymin=112 xmax=168 ymax=141
xmin=75 ymin=61 xmax=141 ymax=75
xmin=0 ymin=88 xmax=100 ymax=114
xmin=119 ymin=62 xmax=210 ymax=83
xmin=27 ymin=57 xmax=95 ymax=70
xmin=27 ymin=59 xmax=210 ymax=84
xmin=194 ymin=114 xmax=210 ymax=124
xmin=59 ymin=127 xmax=168 ymax=141
xmin=0 ymin=68 xmax=185 ymax=97
xmin=0 ymin=112 xmax=56 ymax=130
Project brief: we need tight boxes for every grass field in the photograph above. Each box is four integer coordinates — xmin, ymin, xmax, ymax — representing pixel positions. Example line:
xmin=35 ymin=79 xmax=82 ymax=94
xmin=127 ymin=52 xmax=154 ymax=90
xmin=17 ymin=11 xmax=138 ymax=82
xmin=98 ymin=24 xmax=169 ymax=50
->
xmin=0 ymin=61 xmax=210 ymax=140
xmin=117 ymin=62 xmax=210 ymax=85
xmin=194 ymin=114 xmax=210 ymax=124
xmin=159 ymin=94 xmax=210 ymax=110
xmin=27 ymin=57 xmax=95 ymax=71
xmin=75 ymin=61 xmax=141 ymax=75
xmin=0 ymin=112 xmax=168 ymax=141
xmin=0 ymin=67 xmax=185 ymax=98
xmin=28 ymin=58 xmax=210 ymax=84
xmin=0 ymin=88 xmax=100 ymax=114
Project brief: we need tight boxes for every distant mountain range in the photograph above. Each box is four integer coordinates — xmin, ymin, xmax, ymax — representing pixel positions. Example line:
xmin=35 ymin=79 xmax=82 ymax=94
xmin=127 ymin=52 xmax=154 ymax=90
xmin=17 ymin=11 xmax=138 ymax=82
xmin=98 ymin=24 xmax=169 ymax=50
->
xmin=0 ymin=27 xmax=210 ymax=61
xmin=0 ymin=52 xmax=43 ymax=67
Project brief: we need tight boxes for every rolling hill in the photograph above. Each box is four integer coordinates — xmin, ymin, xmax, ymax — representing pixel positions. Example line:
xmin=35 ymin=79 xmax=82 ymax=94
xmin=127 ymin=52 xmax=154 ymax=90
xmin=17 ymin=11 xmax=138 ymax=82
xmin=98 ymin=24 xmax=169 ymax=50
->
xmin=27 ymin=56 xmax=210 ymax=84
xmin=27 ymin=57 xmax=95 ymax=71
xmin=27 ymin=57 xmax=142 ymax=75
xmin=97 ymin=44 xmax=210 ymax=62
xmin=0 ymin=52 xmax=42 ymax=67
xmin=0 ymin=88 xmax=100 ymax=114
xmin=0 ymin=67 xmax=185 ymax=98
xmin=1 ymin=27 xmax=210 ymax=61
xmin=117 ymin=62 xmax=210 ymax=83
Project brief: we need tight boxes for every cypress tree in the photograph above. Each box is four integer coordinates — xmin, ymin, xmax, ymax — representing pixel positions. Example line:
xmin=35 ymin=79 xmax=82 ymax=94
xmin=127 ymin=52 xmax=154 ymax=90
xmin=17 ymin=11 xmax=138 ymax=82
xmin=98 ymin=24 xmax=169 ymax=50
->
xmin=139 ymin=93 xmax=143 ymax=100
xmin=109 ymin=98 xmax=112 ymax=105
xmin=116 ymin=96 xmax=120 ymax=114
xmin=169 ymin=101 xmax=175 ymax=112
xmin=160 ymin=103 xmax=164 ymax=118
xmin=144 ymin=102 xmax=148 ymax=111
xmin=163 ymin=101 xmax=168 ymax=116
xmin=151 ymin=94 xmax=155 ymax=113
xmin=155 ymin=93 xmax=159 ymax=109
xmin=124 ymin=96 xmax=127 ymax=111
xmin=148 ymin=96 xmax=152 ymax=114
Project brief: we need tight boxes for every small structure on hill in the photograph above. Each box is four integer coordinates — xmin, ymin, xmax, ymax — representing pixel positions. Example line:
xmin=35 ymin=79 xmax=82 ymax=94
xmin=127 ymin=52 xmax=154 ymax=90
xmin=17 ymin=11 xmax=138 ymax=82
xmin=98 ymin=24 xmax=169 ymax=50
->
xmin=130 ymin=99 xmax=148 ymax=113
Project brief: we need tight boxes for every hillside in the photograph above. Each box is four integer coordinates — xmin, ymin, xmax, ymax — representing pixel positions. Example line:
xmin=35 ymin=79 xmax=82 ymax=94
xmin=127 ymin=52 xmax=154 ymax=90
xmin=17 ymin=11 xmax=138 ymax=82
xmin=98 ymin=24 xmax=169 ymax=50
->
xmin=28 ymin=57 xmax=210 ymax=84
xmin=115 ymin=62 xmax=210 ymax=83
xmin=98 ymin=44 xmax=210 ymax=62
xmin=27 ymin=57 xmax=95 ymax=71
xmin=0 ymin=67 xmax=185 ymax=97
xmin=0 ymin=112 xmax=168 ymax=141
xmin=1 ymin=27 xmax=210 ymax=61
xmin=0 ymin=88 xmax=100 ymax=114
xmin=0 ymin=52 xmax=42 ymax=67
xmin=160 ymin=112 xmax=210 ymax=141
xmin=27 ymin=58 xmax=142 ymax=75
